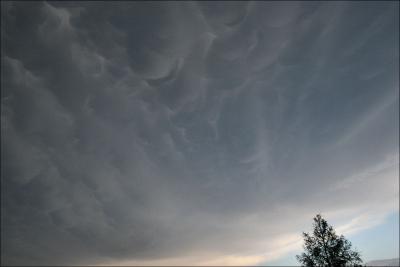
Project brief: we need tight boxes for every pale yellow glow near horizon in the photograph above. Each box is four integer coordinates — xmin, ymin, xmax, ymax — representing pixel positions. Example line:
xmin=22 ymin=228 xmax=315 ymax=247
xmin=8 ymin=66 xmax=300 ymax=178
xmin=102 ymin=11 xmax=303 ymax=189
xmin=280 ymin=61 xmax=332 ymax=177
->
xmin=93 ymin=233 xmax=302 ymax=266
xmin=94 ymin=167 xmax=398 ymax=266
xmin=94 ymin=206 xmax=397 ymax=266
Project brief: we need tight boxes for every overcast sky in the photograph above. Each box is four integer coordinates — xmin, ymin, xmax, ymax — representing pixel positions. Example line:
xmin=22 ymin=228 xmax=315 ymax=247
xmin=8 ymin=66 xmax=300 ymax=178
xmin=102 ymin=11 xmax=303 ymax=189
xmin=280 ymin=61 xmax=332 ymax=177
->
xmin=1 ymin=1 xmax=399 ymax=266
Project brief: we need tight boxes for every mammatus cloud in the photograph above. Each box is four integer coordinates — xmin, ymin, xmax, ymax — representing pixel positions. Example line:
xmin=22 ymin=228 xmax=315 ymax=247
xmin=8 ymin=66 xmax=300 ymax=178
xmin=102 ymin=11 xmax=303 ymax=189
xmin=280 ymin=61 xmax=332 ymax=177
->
xmin=1 ymin=1 xmax=398 ymax=265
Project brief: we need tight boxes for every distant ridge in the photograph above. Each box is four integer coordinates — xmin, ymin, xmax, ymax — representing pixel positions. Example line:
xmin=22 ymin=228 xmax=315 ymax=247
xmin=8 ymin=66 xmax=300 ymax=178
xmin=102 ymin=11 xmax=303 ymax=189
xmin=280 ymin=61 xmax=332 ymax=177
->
xmin=366 ymin=258 xmax=399 ymax=266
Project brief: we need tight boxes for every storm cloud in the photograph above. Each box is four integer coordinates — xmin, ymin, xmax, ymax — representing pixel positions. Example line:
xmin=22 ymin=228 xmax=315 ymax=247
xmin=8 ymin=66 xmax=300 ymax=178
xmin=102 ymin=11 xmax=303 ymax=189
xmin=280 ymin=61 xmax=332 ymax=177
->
xmin=1 ymin=1 xmax=398 ymax=265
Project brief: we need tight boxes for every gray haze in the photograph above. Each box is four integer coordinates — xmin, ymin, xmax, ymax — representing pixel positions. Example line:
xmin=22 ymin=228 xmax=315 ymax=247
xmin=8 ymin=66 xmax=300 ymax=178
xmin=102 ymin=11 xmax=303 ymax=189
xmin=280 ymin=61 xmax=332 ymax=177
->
xmin=366 ymin=258 xmax=400 ymax=267
xmin=1 ymin=1 xmax=398 ymax=265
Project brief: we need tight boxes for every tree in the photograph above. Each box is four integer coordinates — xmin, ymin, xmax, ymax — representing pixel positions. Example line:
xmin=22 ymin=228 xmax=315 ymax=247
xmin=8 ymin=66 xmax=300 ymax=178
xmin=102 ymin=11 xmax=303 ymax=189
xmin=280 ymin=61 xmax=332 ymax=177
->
xmin=296 ymin=214 xmax=363 ymax=267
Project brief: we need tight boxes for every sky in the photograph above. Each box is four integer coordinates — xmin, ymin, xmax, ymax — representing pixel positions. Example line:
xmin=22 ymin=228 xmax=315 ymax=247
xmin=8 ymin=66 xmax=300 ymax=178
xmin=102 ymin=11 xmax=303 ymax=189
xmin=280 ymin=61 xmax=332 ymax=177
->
xmin=1 ymin=1 xmax=399 ymax=266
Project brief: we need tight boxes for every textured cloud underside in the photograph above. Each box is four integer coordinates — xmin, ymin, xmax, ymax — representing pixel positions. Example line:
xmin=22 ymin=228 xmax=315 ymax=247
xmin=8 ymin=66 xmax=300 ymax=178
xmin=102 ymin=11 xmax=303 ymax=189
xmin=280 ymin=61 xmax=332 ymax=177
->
xmin=1 ymin=1 xmax=399 ymax=265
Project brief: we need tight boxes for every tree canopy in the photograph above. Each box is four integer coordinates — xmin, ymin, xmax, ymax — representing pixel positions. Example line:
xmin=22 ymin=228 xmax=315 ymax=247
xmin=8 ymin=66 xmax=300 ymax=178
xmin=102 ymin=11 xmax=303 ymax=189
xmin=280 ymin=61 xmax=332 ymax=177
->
xmin=296 ymin=214 xmax=363 ymax=267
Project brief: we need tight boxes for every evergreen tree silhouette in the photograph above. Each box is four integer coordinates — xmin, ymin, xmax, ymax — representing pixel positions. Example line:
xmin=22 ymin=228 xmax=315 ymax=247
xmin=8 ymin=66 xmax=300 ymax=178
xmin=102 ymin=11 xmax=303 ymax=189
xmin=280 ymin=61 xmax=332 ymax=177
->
xmin=296 ymin=214 xmax=363 ymax=267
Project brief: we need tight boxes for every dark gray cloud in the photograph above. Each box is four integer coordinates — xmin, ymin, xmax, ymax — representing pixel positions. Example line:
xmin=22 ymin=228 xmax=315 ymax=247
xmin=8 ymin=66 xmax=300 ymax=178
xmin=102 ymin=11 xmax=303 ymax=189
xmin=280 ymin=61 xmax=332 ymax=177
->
xmin=1 ymin=1 xmax=398 ymax=265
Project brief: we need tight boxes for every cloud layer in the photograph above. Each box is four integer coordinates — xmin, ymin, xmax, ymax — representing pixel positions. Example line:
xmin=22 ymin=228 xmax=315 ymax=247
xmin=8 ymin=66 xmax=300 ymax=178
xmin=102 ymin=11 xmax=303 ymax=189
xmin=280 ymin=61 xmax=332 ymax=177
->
xmin=1 ymin=1 xmax=398 ymax=265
